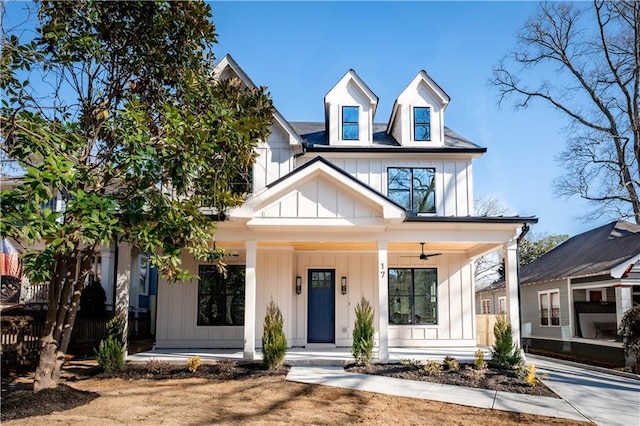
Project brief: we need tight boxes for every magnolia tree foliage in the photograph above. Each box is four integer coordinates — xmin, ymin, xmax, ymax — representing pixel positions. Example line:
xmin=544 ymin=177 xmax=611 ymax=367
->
xmin=493 ymin=1 xmax=640 ymax=224
xmin=0 ymin=1 xmax=273 ymax=392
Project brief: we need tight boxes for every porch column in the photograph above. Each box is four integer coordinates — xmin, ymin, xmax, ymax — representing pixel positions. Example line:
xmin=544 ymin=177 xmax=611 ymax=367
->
xmin=101 ymin=242 xmax=116 ymax=312
xmin=243 ymin=240 xmax=257 ymax=360
xmin=378 ymin=241 xmax=389 ymax=360
xmin=615 ymin=285 xmax=633 ymax=368
xmin=115 ymin=241 xmax=132 ymax=356
xmin=504 ymin=239 xmax=521 ymax=347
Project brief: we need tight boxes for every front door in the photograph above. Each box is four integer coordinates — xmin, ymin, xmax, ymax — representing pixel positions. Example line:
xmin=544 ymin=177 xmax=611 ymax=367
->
xmin=307 ymin=269 xmax=335 ymax=343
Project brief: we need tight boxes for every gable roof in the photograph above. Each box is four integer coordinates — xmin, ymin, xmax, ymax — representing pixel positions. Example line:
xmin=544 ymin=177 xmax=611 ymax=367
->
xmin=290 ymin=122 xmax=485 ymax=152
xmin=324 ymin=69 xmax=379 ymax=117
xmin=478 ymin=220 xmax=640 ymax=292
xmin=212 ymin=55 xmax=302 ymax=147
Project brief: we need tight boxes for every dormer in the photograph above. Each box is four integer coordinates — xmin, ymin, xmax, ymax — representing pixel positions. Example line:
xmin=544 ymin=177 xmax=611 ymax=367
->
xmin=324 ymin=70 xmax=378 ymax=146
xmin=387 ymin=71 xmax=450 ymax=147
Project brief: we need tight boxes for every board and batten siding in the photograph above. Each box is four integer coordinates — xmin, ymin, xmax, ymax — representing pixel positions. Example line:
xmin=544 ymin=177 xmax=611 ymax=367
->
xmin=296 ymin=156 xmax=473 ymax=216
xmin=253 ymin=124 xmax=295 ymax=193
xmin=520 ymin=280 xmax=571 ymax=340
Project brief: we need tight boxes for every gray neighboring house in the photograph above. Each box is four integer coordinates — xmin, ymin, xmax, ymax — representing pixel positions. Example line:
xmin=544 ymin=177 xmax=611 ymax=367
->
xmin=476 ymin=220 xmax=640 ymax=367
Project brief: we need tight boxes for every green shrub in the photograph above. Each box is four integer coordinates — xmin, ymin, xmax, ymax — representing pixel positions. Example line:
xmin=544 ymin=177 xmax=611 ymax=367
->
xmin=352 ymin=297 xmax=375 ymax=366
xmin=262 ymin=300 xmax=287 ymax=370
xmin=490 ymin=315 xmax=522 ymax=369
xmin=619 ymin=305 xmax=640 ymax=373
xmin=473 ymin=349 xmax=487 ymax=370
xmin=400 ymin=358 xmax=423 ymax=370
xmin=443 ymin=356 xmax=459 ymax=371
xmin=422 ymin=360 xmax=442 ymax=376
xmin=96 ymin=315 xmax=125 ymax=373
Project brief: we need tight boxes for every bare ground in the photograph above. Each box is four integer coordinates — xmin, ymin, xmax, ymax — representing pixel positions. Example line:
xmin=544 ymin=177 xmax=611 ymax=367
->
xmin=1 ymin=361 xmax=591 ymax=425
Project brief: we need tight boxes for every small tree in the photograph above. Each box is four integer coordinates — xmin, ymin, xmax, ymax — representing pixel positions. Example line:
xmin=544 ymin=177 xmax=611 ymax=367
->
xmin=262 ymin=300 xmax=287 ymax=370
xmin=352 ymin=297 xmax=374 ymax=366
xmin=618 ymin=305 xmax=640 ymax=373
xmin=95 ymin=315 xmax=125 ymax=373
xmin=490 ymin=315 xmax=522 ymax=369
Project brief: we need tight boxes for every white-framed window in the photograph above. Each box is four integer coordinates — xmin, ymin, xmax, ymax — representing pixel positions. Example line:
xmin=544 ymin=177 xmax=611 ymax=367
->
xmin=498 ymin=296 xmax=506 ymax=314
xmin=539 ymin=289 xmax=560 ymax=326
xmin=481 ymin=299 xmax=491 ymax=314
xmin=342 ymin=106 xmax=359 ymax=140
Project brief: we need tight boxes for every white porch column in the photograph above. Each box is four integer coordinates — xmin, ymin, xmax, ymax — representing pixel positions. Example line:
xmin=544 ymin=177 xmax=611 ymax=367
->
xmin=504 ymin=239 xmax=521 ymax=347
xmin=243 ymin=240 xmax=257 ymax=360
xmin=101 ymin=242 xmax=116 ymax=312
xmin=615 ymin=285 xmax=633 ymax=326
xmin=115 ymin=241 xmax=132 ymax=355
xmin=377 ymin=241 xmax=389 ymax=360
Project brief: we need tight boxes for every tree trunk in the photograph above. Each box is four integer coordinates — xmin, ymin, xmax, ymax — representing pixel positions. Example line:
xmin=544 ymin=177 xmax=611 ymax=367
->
xmin=33 ymin=337 xmax=65 ymax=392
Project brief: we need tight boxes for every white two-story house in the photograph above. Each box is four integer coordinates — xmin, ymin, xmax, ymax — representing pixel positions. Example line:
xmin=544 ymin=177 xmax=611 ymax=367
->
xmin=146 ymin=55 xmax=536 ymax=359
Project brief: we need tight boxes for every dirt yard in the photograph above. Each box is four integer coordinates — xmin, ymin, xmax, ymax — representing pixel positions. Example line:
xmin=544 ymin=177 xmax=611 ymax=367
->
xmin=1 ymin=360 xmax=592 ymax=425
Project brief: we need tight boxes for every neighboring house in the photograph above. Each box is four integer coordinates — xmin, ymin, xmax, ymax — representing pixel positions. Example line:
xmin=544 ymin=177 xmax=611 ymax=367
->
xmin=476 ymin=220 xmax=640 ymax=366
xmin=142 ymin=55 xmax=536 ymax=359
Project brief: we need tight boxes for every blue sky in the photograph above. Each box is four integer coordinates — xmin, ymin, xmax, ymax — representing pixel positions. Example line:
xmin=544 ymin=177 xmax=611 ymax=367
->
xmin=3 ymin=1 xmax=597 ymax=237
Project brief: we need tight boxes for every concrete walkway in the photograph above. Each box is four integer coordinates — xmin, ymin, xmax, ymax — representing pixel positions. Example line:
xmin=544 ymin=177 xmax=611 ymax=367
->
xmin=285 ymin=357 xmax=640 ymax=425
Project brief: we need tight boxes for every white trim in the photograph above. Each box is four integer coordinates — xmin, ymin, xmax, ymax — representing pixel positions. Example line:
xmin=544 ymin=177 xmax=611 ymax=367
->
xmin=611 ymin=254 xmax=640 ymax=278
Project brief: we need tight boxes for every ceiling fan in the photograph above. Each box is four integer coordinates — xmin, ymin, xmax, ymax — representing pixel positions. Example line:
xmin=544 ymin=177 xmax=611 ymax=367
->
xmin=418 ymin=242 xmax=442 ymax=261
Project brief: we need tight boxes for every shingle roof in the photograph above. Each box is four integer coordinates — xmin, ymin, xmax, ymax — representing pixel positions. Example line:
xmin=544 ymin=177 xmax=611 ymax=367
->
xmin=478 ymin=220 xmax=640 ymax=293
xmin=289 ymin=122 xmax=482 ymax=150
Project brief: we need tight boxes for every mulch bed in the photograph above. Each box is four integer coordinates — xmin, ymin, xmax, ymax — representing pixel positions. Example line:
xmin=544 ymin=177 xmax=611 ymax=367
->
xmin=346 ymin=362 xmax=558 ymax=398
xmin=1 ymin=384 xmax=100 ymax=421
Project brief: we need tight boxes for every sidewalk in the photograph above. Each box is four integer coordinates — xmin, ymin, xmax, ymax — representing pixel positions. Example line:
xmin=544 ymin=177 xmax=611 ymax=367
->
xmin=286 ymin=358 xmax=640 ymax=425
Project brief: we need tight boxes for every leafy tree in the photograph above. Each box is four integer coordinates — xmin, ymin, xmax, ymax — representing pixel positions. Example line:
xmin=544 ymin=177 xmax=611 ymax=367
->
xmin=0 ymin=1 xmax=273 ymax=392
xmin=519 ymin=233 xmax=569 ymax=266
xmin=493 ymin=1 xmax=640 ymax=224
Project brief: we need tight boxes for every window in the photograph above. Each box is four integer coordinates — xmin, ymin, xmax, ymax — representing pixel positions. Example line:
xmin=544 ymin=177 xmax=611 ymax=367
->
xmin=388 ymin=167 xmax=436 ymax=213
xmin=342 ymin=106 xmax=359 ymax=140
xmin=498 ymin=297 xmax=506 ymax=314
xmin=481 ymin=299 xmax=491 ymax=314
xmin=198 ymin=265 xmax=245 ymax=326
xmin=414 ymin=107 xmax=431 ymax=141
xmin=539 ymin=290 xmax=560 ymax=326
xmin=139 ymin=254 xmax=149 ymax=296
xmin=388 ymin=268 xmax=437 ymax=325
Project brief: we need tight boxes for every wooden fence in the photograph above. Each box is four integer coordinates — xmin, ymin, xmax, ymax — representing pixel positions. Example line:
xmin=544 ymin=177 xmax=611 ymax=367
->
xmin=476 ymin=314 xmax=499 ymax=347
xmin=1 ymin=316 xmax=151 ymax=367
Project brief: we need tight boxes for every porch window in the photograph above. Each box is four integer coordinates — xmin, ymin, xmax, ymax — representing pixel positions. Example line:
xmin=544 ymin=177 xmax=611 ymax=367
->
xmin=388 ymin=268 xmax=437 ymax=325
xmin=414 ymin=107 xmax=431 ymax=141
xmin=342 ymin=106 xmax=359 ymax=140
xmin=198 ymin=265 xmax=245 ymax=326
xmin=387 ymin=167 xmax=436 ymax=213
xmin=481 ymin=299 xmax=491 ymax=314
xmin=539 ymin=289 xmax=560 ymax=326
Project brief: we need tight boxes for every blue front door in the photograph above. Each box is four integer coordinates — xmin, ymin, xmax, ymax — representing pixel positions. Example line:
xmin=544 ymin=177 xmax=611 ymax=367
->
xmin=307 ymin=269 xmax=335 ymax=343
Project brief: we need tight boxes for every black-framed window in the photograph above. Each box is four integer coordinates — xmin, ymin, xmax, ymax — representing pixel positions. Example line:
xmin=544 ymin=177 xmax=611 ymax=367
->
xmin=414 ymin=107 xmax=431 ymax=141
xmin=388 ymin=167 xmax=436 ymax=213
xmin=342 ymin=106 xmax=359 ymax=140
xmin=198 ymin=265 xmax=245 ymax=326
xmin=388 ymin=268 xmax=437 ymax=325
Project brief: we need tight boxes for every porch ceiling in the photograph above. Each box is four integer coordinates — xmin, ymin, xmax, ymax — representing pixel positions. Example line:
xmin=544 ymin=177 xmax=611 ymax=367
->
xmin=218 ymin=240 xmax=480 ymax=253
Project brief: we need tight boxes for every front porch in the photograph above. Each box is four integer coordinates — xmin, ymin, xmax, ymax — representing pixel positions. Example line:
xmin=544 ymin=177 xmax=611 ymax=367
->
xmin=127 ymin=346 xmax=491 ymax=366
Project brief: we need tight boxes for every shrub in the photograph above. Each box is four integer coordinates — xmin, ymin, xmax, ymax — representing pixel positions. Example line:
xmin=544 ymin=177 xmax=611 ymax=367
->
xmin=490 ymin=315 xmax=522 ymax=369
xmin=524 ymin=363 xmax=548 ymax=387
xmin=473 ymin=349 xmax=487 ymax=370
xmin=443 ymin=356 xmax=459 ymax=371
xmin=618 ymin=305 xmax=640 ymax=373
xmin=422 ymin=360 xmax=442 ymax=376
xmin=352 ymin=297 xmax=375 ymax=366
xmin=187 ymin=356 xmax=201 ymax=373
xmin=95 ymin=315 xmax=125 ymax=373
xmin=401 ymin=358 xmax=423 ymax=370
xmin=262 ymin=300 xmax=287 ymax=370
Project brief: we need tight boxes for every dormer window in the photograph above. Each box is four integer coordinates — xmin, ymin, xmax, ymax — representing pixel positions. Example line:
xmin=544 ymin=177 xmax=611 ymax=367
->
xmin=414 ymin=107 xmax=431 ymax=141
xmin=342 ymin=106 xmax=359 ymax=140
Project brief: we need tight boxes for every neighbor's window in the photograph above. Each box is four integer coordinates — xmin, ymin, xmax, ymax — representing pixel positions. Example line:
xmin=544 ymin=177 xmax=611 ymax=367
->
xmin=198 ymin=265 xmax=245 ymax=326
xmin=389 ymin=268 xmax=437 ymax=325
xmin=342 ymin=106 xmax=359 ymax=140
xmin=388 ymin=167 xmax=436 ymax=213
xmin=481 ymin=299 xmax=491 ymax=314
xmin=498 ymin=297 xmax=506 ymax=314
xmin=539 ymin=290 xmax=560 ymax=326
xmin=414 ymin=107 xmax=431 ymax=141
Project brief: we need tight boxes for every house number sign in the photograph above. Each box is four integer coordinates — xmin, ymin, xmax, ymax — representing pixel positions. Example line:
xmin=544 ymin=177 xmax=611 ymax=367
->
xmin=380 ymin=262 xmax=386 ymax=278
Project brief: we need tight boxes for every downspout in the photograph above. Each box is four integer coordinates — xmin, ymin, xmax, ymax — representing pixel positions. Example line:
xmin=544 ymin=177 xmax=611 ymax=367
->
xmin=516 ymin=223 xmax=530 ymax=353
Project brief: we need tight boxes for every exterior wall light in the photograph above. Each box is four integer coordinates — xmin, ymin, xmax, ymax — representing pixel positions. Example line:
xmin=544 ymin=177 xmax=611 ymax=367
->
xmin=295 ymin=276 xmax=302 ymax=295
xmin=341 ymin=276 xmax=347 ymax=295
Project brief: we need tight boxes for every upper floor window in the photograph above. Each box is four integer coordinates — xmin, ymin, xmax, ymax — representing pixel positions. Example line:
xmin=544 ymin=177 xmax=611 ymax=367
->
xmin=389 ymin=268 xmax=438 ymax=325
xmin=342 ymin=106 xmax=359 ymax=140
xmin=539 ymin=289 xmax=560 ymax=326
xmin=388 ymin=167 xmax=436 ymax=213
xmin=414 ymin=107 xmax=431 ymax=141
xmin=198 ymin=265 xmax=245 ymax=326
